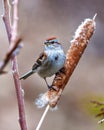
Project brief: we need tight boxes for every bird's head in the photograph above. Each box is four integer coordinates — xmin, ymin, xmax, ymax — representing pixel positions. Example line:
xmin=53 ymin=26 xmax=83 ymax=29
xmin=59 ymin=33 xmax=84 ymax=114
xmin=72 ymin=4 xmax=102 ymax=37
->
xmin=44 ymin=37 xmax=61 ymax=50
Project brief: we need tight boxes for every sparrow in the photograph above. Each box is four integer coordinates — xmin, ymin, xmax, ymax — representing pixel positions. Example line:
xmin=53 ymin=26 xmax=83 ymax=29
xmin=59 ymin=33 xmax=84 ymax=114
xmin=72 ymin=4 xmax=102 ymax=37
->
xmin=20 ymin=37 xmax=66 ymax=89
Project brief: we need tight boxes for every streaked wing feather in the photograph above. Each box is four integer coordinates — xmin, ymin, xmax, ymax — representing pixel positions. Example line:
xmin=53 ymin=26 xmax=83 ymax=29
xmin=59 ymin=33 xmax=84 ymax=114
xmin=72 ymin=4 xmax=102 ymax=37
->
xmin=32 ymin=52 xmax=47 ymax=70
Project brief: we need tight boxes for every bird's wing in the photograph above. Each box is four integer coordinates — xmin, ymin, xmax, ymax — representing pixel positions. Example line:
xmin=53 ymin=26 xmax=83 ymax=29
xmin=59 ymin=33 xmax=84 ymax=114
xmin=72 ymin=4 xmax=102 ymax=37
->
xmin=32 ymin=52 xmax=47 ymax=70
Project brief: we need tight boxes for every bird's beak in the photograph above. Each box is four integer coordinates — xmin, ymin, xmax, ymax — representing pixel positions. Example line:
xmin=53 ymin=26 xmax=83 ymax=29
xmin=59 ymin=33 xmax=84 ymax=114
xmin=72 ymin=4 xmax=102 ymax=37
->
xmin=44 ymin=41 xmax=49 ymax=46
xmin=44 ymin=41 xmax=47 ymax=45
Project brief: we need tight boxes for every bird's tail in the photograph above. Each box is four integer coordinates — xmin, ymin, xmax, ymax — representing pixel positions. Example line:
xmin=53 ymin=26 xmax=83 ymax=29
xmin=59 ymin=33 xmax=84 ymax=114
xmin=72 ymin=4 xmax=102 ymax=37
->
xmin=19 ymin=70 xmax=34 ymax=80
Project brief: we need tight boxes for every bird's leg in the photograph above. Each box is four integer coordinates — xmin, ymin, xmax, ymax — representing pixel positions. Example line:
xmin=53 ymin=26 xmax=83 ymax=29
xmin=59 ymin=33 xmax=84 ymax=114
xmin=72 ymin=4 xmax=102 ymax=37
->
xmin=44 ymin=78 xmax=51 ymax=89
xmin=44 ymin=78 xmax=57 ymax=91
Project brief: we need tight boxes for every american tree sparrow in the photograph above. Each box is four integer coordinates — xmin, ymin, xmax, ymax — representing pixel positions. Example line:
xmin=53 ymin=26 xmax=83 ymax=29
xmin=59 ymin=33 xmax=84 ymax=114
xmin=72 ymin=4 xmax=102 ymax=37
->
xmin=20 ymin=37 xmax=66 ymax=89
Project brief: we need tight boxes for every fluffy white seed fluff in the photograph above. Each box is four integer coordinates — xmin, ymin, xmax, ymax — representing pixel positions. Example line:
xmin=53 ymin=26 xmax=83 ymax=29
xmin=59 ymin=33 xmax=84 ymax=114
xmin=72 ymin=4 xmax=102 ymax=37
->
xmin=35 ymin=93 xmax=49 ymax=108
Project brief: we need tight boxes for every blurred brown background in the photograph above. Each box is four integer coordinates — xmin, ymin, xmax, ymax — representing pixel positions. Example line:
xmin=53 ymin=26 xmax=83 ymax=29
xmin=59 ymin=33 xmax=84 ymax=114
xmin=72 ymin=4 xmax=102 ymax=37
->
xmin=0 ymin=0 xmax=104 ymax=130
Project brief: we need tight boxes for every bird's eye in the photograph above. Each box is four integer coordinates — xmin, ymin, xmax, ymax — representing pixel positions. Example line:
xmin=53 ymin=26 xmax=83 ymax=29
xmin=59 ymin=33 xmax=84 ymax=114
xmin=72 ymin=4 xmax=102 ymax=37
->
xmin=50 ymin=41 xmax=54 ymax=44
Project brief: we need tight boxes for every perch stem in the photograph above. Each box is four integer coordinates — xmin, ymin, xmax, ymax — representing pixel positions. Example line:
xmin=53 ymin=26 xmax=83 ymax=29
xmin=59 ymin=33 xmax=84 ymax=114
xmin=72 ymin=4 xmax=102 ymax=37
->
xmin=2 ymin=0 xmax=27 ymax=130
xmin=36 ymin=105 xmax=50 ymax=130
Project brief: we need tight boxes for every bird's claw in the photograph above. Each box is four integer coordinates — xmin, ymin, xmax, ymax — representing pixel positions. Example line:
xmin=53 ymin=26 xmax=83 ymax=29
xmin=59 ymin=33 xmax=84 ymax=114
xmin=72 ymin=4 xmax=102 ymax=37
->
xmin=48 ymin=85 xmax=57 ymax=91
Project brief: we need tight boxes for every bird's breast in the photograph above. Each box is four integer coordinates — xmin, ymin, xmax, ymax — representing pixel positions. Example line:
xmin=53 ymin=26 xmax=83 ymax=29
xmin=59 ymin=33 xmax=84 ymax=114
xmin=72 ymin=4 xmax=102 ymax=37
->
xmin=37 ymin=50 xmax=66 ymax=78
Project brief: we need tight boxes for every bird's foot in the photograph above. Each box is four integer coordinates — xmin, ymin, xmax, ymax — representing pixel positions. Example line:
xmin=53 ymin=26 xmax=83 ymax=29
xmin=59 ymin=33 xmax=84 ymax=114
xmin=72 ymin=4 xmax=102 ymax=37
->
xmin=48 ymin=85 xmax=57 ymax=91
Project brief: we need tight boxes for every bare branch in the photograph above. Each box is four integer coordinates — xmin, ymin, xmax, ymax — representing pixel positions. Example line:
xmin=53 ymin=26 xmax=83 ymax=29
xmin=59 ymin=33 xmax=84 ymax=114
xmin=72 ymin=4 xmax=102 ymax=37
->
xmin=2 ymin=0 xmax=11 ymax=42
xmin=2 ymin=0 xmax=27 ymax=130
xmin=0 ymin=38 xmax=22 ymax=74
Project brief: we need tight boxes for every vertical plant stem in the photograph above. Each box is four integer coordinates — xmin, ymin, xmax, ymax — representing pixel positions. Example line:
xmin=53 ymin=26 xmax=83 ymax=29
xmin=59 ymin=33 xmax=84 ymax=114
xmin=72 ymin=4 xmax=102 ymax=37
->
xmin=12 ymin=56 xmax=27 ymax=130
xmin=2 ymin=0 xmax=11 ymax=42
xmin=11 ymin=0 xmax=27 ymax=128
xmin=2 ymin=0 xmax=27 ymax=130
xmin=36 ymin=105 xmax=50 ymax=130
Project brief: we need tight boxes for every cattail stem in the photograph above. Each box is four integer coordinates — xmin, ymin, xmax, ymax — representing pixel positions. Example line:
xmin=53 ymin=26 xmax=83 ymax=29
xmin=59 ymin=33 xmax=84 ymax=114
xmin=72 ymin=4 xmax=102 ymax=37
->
xmin=36 ymin=105 xmax=50 ymax=130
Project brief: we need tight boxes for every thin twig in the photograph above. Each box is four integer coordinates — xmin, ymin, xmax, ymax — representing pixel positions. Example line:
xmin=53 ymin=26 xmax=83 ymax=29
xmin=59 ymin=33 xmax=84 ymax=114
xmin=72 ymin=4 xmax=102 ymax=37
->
xmin=2 ymin=0 xmax=11 ymax=42
xmin=0 ymin=38 xmax=22 ymax=73
xmin=0 ymin=0 xmax=22 ymax=74
xmin=2 ymin=0 xmax=27 ymax=130
xmin=12 ymin=56 xmax=27 ymax=130
xmin=36 ymin=105 xmax=50 ymax=130
xmin=93 ymin=13 xmax=97 ymax=20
